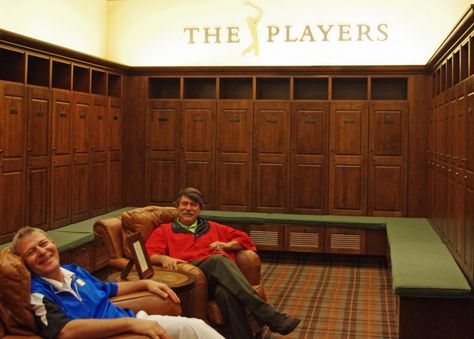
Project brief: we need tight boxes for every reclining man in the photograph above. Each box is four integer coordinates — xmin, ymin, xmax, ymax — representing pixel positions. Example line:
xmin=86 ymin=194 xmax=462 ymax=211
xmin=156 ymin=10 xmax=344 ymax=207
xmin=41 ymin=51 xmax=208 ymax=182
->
xmin=11 ymin=226 xmax=225 ymax=339
xmin=145 ymin=187 xmax=301 ymax=339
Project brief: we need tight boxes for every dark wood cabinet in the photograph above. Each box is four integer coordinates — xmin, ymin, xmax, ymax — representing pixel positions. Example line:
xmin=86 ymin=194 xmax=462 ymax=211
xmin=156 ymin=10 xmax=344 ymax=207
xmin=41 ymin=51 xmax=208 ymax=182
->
xmin=26 ymin=86 xmax=50 ymax=230
xmin=216 ymin=100 xmax=253 ymax=211
xmin=180 ymin=100 xmax=216 ymax=208
xmin=291 ymin=101 xmax=329 ymax=214
xmin=0 ymin=83 xmax=27 ymax=242
xmin=368 ymin=101 xmax=408 ymax=216
xmin=51 ymin=89 xmax=73 ymax=228
xmin=329 ymin=101 xmax=368 ymax=215
xmin=146 ymin=100 xmax=181 ymax=205
xmin=253 ymin=101 xmax=291 ymax=212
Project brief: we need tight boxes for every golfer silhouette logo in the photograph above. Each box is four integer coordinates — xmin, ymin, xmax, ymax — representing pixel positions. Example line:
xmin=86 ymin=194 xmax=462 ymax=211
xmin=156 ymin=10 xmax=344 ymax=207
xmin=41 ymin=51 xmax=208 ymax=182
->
xmin=242 ymin=1 xmax=263 ymax=56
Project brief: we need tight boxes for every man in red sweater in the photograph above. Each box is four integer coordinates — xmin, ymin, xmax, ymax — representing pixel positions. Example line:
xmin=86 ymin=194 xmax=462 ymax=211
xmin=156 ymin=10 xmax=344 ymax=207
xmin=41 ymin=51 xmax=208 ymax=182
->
xmin=145 ymin=187 xmax=300 ymax=339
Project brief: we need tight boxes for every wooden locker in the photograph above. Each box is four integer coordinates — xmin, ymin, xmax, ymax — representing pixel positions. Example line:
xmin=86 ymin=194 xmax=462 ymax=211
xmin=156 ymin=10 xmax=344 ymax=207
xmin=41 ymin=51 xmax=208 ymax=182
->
xmin=71 ymin=93 xmax=92 ymax=222
xmin=26 ymin=86 xmax=50 ymax=230
xmin=0 ymin=82 xmax=26 ymax=242
xmin=368 ymin=102 xmax=408 ymax=216
xmin=253 ymin=101 xmax=290 ymax=212
xmin=180 ymin=100 xmax=216 ymax=208
xmin=291 ymin=101 xmax=329 ymax=214
xmin=329 ymin=102 xmax=368 ymax=215
xmin=91 ymin=95 xmax=108 ymax=216
xmin=51 ymin=90 xmax=72 ymax=228
xmin=107 ymin=97 xmax=122 ymax=211
xmin=146 ymin=100 xmax=180 ymax=205
xmin=216 ymin=100 xmax=253 ymax=211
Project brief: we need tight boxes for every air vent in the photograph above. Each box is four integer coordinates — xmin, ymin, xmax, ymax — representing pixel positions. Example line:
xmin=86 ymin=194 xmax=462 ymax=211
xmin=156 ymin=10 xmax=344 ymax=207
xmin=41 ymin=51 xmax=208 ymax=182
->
xmin=290 ymin=232 xmax=320 ymax=249
xmin=330 ymin=233 xmax=361 ymax=250
xmin=250 ymin=230 xmax=279 ymax=246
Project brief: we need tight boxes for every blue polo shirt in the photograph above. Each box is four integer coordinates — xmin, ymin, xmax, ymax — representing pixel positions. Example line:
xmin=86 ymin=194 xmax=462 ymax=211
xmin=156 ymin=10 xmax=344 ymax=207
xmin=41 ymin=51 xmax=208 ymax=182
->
xmin=30 ymin=264 xmax=134 ymax=339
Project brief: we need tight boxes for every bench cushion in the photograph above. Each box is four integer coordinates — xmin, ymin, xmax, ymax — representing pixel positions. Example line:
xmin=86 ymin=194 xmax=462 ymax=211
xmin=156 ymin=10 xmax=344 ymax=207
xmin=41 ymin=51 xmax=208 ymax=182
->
xmin=387 ymin=217 xmax=471 ymax=298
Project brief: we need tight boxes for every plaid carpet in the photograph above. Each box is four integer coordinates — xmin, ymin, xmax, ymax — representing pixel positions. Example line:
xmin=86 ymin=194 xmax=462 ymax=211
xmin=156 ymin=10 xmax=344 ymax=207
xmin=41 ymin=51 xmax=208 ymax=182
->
xmin=259 ymin=253 xmax=398 ymax=339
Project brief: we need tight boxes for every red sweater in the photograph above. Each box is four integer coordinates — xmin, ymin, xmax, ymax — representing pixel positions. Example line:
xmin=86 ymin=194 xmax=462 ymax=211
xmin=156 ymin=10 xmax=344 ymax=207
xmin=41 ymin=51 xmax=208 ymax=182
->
xmin=145 ymin=219 xmax=256 ymax=262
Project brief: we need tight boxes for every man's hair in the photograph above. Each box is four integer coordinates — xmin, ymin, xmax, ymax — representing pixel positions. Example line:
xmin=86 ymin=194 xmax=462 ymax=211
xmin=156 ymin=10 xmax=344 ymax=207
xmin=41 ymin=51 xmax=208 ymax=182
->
xmin=10 ymin=226 xmax=51 ymax=255
xmin=175 ymin=187 xmax=204 ymax=207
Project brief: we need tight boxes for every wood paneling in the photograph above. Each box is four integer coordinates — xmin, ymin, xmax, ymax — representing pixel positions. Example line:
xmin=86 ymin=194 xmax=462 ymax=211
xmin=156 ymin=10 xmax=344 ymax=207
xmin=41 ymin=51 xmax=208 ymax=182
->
xmin=253 ymin=101 xmax=290 ymax=212
xmin=180 ymin=100 xmax=216 ymax=208
xmin=26 ymin=86 xmax=50 ymax=230
xmin=291 ymin=101 xmax=328 ymax=214
xmin=146 ymin=100 xmax=180 ymax=205
xmin=329 ymin=102 xmax=368 ymax=215
xmin=0 ymin=83 xmax=26 ymax=242
xmin=216 ymin=100 xmax=253 ymax=211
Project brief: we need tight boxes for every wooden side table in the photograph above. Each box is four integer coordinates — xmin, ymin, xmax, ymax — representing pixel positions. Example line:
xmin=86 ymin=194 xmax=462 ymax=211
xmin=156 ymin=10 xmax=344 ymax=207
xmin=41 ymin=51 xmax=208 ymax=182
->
xmin=108 ymin=269 xmax=196 ymax=290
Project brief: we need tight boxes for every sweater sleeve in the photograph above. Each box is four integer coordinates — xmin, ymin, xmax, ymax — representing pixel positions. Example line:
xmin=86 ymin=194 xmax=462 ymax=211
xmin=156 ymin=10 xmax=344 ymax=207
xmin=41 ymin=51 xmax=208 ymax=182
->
xmin=215 ymin=222 xmax=257 ymax=251
xmin=145 ymin=225 xmax=168 ymax=256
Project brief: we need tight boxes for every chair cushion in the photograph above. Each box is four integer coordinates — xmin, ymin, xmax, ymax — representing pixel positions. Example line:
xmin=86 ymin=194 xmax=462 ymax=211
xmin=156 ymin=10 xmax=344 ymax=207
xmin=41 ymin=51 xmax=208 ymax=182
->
xmin=0 ymin=247 xmax=37 ymax=336
xmin=121 ymin=206 xmax=177 ymax=257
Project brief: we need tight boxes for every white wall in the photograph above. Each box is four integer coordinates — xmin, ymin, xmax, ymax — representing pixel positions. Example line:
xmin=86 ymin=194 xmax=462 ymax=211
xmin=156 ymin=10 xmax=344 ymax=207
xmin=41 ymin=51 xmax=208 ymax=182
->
xmin=0 ymin=0 xmax=107 ymax=58
xmin=0 ymin=0 xmax=472 ymax=66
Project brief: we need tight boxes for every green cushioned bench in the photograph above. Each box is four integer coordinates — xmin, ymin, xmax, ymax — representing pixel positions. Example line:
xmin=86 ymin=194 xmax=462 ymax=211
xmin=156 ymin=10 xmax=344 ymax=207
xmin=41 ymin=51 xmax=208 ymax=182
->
xmin=202 ymin=210 xmax=471 ymax=298
xmin=386 ymin=217 xmax=471 ymax=298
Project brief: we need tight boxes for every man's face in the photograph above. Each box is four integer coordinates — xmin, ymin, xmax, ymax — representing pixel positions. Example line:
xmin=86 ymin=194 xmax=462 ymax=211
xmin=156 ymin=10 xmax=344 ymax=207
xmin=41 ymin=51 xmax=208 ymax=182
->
xmin=16 ymin=231 xmax=61 ymax=279
xmin=177 ymin=195 xmax=201 ymax=226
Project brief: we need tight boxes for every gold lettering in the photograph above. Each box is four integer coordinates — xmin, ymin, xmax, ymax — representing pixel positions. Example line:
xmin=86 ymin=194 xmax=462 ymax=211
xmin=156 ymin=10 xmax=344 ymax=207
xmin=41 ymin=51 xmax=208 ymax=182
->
xmin=338 ymin=24 xmax=351 ymax=41
xmin=267 ymin=25 xmax=280 ymax=42
xmin=183 ymin=27 xmax=199 ymax=44
xmin=377 ymin=24 xmax=388 ymax=41
xmin=204 ymin=27 xmax=221 ymax=43
xmin=317 ymin=25 xmax=333 ymax=41
xmin=285 ymin=25 xmax=298 ymax=42
xmin=357 ymin=24 xmax=373 ymax=41
xmin=227 ymin=26 xmax=240 ymax=43
xmin=300 ymin=25 xmax=315 ymax=42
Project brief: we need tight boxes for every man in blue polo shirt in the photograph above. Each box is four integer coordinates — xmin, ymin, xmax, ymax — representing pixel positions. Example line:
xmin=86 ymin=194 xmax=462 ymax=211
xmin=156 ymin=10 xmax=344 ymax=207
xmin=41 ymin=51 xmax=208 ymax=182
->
xmin=11 ymin=226 xmax=224 ymax=339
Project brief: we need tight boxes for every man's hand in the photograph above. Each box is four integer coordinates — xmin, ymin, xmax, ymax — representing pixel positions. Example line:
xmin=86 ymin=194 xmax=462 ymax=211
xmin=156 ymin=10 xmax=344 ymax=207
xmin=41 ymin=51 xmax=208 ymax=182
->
xmin=129 ymin=318 xmax=172 ymax=339
xmin=210 ymin=240 xmax=243 ymax=252
xmin=160 ymin=255 xmax=186 ymax=270
xmin=145 ymin=280 xmax=180 ymax=304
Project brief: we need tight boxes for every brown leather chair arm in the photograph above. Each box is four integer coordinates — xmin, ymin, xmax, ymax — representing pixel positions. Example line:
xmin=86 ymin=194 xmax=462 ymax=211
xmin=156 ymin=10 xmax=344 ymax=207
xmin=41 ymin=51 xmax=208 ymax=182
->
xmin=94 ymin=217 xmax=125 ymax=260
xmin=235 ymin=249 xmax=261 ymax=285
xmin=110 ymin=291 xmax=181 ymax=316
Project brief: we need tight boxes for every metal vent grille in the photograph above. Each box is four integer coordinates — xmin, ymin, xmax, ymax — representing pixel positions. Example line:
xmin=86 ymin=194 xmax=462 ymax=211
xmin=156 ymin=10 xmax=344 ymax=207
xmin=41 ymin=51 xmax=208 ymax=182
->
xmin=250 ymin=230 xmax=279 ymax=246
xmin=330 ymin=233 xmax=361 ymax=250
xmin=290 ymin=232 xmax=320 ymax=248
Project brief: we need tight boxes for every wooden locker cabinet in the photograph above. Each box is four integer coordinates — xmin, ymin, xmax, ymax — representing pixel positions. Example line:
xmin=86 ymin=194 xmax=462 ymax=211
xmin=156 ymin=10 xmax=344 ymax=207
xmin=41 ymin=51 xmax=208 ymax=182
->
xmin=26 ymin=86 xmax=51 ymax=231
xmin=329 ymin=101 xmax=368 ymax=215
xmin=71 ymin=92 xmax=92 ymax=222
xmin=146 ymin=100 xmax=181 ymax=205
xmin=253 ymin=101 xmax=291 ymax=212
xmin=107 ymin=97 xmax=123 ymax=211
xmin=290 ymin=101 xmax=329 ymax=214
xmin=216 ymin=100 xmax=253 ymax=211
xmin=90 ymin=94 xmax=108 ymax=216
xmin=51 ymin=89 xmax=73 ymax=228
xmin=0 ymin=82 xmax=27 ymax=242
xmin=368 ymin=101 xmax=408 ymax=216
xmin=180 ymin=100 xmax=216 ymax=209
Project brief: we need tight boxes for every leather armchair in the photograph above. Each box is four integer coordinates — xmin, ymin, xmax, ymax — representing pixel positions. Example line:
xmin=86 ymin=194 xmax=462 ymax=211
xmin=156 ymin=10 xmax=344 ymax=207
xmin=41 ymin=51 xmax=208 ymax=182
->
xmin=93 ymin=206 xmax=267 ymax=337
xmin=0 ymin=248 xmax=181 ymax=339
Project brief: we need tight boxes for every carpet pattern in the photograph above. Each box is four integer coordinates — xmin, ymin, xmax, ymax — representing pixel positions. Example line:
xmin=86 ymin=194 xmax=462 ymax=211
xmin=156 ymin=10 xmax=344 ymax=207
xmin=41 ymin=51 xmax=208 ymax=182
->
xmin=259 ymin=254 xmax=398 ymax=339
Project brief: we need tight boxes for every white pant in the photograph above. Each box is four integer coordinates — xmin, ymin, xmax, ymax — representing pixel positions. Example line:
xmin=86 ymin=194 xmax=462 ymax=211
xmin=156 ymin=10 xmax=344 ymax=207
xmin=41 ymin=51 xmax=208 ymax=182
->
xmin=136 ymin=311 xmax=225 ymax=339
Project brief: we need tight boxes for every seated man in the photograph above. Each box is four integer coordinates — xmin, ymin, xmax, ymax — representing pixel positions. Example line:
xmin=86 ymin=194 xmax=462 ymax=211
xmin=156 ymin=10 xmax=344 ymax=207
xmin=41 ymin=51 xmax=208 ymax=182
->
xmin=10 ymin=226 xmax=225 ymax=339
xmin=145 ymin=187 xmax=301 ymax=339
